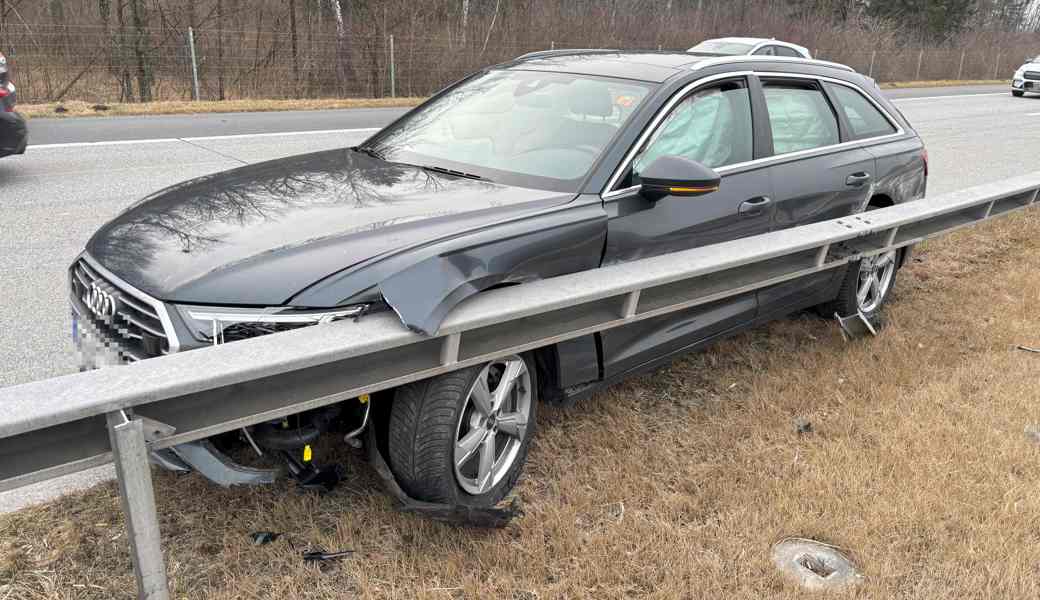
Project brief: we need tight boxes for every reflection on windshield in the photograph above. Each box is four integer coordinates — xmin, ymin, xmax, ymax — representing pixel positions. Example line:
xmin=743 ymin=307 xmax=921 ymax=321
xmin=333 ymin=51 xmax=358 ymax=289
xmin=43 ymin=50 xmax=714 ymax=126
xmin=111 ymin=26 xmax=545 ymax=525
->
xmin=366 ymin=70 xmax=652 ymax=192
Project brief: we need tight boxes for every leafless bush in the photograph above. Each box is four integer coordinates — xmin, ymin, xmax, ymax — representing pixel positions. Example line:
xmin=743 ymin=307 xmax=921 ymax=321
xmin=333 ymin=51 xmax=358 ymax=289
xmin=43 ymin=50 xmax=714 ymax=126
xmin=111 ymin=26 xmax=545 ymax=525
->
xmin=0 ymin=0 xmax=1030 ymax=104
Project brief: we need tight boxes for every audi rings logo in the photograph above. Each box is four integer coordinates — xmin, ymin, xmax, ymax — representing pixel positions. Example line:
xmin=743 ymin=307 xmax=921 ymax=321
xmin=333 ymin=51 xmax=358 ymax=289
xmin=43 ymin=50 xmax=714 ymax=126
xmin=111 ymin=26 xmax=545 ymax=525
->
xmin=86 ymin=283 xmax=118 ymax=319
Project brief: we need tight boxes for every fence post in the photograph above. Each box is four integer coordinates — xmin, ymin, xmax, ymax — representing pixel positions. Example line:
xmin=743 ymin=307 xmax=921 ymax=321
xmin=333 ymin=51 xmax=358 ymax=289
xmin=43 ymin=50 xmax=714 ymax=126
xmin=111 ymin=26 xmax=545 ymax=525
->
xmin=188 ymin=27 xmax=200 ymax=101
xmin=915 ymin=49 xmax=923 ymax=80
xmin=106 ymin=412 xmax=170 ymax=600
xmin=389 ymin=34 xmax=396 ymax=98
xmin=868 ymin=50 xmax=876 ymax=78
xmin=957 ymin=50 xmax=965 ymax=80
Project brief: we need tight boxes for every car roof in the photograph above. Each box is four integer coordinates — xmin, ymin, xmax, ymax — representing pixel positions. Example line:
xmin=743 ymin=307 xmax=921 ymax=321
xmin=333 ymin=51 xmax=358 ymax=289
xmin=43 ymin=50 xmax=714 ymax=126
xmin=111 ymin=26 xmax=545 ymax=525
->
xmin=505 ymin=50 xmax=851 ymax=83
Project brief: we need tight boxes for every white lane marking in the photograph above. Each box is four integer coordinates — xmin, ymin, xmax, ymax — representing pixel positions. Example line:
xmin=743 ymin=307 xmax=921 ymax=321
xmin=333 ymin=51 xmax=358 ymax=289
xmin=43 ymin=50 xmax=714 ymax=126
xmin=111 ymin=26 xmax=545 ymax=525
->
xmin=1026 ymin=112 xmax=1040 ymax=116
xmin=27 ymin=127 xmax=380 ymax=150
xmin=891 ymin=92 xmax=1006 ymax=102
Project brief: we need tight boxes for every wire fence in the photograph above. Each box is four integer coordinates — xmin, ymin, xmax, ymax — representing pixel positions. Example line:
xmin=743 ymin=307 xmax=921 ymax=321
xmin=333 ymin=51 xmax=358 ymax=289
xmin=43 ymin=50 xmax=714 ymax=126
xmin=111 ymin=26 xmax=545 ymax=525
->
xmin=0 ymin=26 xmax=1021 ymax=104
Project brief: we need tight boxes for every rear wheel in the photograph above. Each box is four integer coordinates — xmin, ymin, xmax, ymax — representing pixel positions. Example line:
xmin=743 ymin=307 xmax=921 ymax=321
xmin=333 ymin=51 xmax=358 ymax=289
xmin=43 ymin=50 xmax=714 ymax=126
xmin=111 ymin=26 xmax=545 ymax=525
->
xmin=387 ymin=354 xmax=537 ymax=506
xmin=820 ymin=249 xmax=899 ymax=318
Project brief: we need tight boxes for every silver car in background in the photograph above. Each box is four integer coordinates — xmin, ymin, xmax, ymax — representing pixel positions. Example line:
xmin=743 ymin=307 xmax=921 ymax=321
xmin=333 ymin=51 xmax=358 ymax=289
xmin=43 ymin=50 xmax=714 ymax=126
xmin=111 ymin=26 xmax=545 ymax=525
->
xmin=688 ymin=37 xmax=811 ymax=59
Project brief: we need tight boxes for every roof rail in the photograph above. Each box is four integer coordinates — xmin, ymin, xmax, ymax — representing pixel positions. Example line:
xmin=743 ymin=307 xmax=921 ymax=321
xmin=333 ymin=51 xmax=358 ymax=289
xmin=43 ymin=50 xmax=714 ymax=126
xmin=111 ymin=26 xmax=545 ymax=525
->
xmin=515 ymin=48 xmax=619 ymax=60
xmin=688 ymin=54 xmax=856 ymax=73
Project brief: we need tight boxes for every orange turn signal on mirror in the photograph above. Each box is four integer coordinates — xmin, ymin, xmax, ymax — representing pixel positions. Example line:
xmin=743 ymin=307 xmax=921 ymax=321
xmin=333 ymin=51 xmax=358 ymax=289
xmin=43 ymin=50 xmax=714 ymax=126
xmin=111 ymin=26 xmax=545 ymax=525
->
xmin=669 ymin=186 xmax=719 ymax=194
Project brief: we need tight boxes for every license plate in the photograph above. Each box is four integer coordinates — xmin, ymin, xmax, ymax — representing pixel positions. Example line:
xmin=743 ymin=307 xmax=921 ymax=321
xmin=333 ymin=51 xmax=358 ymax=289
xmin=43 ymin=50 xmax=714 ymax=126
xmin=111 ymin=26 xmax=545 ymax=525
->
xmin=73 ymin=311 xmax=123 ymax=369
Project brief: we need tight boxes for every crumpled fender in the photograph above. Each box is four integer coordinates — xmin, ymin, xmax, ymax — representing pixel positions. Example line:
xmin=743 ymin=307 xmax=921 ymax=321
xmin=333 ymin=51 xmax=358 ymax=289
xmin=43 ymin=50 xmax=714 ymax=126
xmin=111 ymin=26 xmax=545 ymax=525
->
xmin=379 ymin=213 xmax=606 ymax=336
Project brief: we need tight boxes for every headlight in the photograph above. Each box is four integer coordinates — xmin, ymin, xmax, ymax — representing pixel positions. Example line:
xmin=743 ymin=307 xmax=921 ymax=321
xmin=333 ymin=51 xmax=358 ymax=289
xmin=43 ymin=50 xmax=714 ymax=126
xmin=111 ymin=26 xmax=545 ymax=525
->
xmin=177 ymin=304 xmax=370 ymax=345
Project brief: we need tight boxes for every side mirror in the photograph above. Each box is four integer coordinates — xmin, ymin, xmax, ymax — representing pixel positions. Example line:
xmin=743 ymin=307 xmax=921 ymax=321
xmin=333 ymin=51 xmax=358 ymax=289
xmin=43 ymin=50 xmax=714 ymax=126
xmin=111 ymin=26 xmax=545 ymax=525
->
xmin=639 ymin=155 xmax=721 ymax=201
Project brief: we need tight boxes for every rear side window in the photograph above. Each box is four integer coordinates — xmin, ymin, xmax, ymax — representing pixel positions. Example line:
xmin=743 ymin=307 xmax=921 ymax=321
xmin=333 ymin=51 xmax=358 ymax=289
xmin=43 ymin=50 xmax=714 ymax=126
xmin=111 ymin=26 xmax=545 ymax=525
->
xmin=753 ymin=46 xmax=776 ymax=56
xmin=762 ymin=82 xmax=839 ymax=154
xmin=632 ymin=79 xmax=754 ymax=175
xmin=775 ymin=46 xmax=803 ymax=58
xmin=826 ymin=83 xmax=897 ymax=140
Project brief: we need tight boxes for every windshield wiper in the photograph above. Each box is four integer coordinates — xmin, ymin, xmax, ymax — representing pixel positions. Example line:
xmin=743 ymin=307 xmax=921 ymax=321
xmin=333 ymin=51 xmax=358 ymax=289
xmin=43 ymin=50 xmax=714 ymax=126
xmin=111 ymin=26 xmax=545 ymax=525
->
xmin=419 ymin=164 xmax=490 ymax=182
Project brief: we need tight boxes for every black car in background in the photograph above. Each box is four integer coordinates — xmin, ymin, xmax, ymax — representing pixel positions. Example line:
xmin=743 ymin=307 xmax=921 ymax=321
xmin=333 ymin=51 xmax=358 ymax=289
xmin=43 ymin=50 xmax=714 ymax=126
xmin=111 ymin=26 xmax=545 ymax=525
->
xmin=72 ymin=52 xmax=927 ymax=508
xmin=0 ymin=52 xmax=27 ymax=158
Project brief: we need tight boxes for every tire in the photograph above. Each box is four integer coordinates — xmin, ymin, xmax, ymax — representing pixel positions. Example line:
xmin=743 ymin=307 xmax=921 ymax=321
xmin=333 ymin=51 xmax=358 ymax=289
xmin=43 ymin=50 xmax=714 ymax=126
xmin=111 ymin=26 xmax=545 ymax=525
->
xmin=818 ymin=248 xmax=900 ymax=319
xmin=387 ymin=354 xmax=538 ymax=506
xmin=817 ymin=205 xmax=900 ymax=319
xmin=1013 ymin=90 xmax=1025 ymax=97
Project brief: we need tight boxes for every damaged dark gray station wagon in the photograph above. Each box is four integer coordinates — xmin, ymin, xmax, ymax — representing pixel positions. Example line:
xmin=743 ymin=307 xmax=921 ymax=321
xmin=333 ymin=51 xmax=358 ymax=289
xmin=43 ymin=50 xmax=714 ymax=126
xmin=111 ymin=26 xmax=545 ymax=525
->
xmin=72 ymin=51 xmax=926 ymax=509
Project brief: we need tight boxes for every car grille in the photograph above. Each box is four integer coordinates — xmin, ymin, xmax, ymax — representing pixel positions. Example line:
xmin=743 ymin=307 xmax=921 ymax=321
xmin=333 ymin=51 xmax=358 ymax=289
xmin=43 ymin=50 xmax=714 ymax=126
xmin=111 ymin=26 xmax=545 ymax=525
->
xmin=70 ymin=258 xmax=171 ymax=362
xmin=1025 ymin=71 xmax=1040 ymax=81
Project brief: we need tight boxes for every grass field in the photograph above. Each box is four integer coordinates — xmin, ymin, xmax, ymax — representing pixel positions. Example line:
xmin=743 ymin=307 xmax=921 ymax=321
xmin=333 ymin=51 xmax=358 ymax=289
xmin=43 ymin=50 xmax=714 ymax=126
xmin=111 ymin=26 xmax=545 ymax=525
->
xmin=16 ymin=80 xmax=1006 ymax=119
xmin=1 ymin=207 xmax=1039 ymax=599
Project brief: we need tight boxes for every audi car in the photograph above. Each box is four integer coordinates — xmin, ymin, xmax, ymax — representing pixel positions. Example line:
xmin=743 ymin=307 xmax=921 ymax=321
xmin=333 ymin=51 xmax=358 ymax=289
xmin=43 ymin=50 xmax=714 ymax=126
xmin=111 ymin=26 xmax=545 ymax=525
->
xmin=1012 ymin=55 xmax=1040 ymax=96
xmin=0 ymin=52 xmax=27 ymax=158
xmin=72 ymin=51 xmax=926 ymax=509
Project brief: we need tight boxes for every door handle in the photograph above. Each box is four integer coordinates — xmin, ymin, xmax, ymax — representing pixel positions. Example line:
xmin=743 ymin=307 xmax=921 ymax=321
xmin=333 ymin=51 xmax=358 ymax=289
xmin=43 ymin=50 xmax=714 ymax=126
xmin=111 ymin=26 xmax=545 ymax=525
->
xmin=738 ymin=196 xmax=772 ymax=217
xmin=846 ymin=172 xmax=872 ymax=187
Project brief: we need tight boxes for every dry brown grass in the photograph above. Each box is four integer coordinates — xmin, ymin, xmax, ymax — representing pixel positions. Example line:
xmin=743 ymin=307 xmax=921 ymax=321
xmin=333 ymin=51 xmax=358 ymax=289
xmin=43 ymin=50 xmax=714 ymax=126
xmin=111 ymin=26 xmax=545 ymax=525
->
xmin=2 ymin=209 xmax=1040 ymax=599
xmin=16 ymin=97 xmax=426 ymax=120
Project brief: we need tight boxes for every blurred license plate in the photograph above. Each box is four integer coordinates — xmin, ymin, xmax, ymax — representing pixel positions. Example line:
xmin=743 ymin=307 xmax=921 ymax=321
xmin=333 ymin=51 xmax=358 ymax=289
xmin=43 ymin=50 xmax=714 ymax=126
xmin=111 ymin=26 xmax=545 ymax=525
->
xmin=72 ymin=310 xmax=123 ymax=369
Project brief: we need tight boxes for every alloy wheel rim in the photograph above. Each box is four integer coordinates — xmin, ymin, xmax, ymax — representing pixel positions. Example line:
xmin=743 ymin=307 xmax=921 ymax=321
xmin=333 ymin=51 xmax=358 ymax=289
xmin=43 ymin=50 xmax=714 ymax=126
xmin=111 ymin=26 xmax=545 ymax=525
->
xmin=453 ymin=356 xmax=532 ymax=496
xmin=856 ymin=250 xmax=897 ymax=313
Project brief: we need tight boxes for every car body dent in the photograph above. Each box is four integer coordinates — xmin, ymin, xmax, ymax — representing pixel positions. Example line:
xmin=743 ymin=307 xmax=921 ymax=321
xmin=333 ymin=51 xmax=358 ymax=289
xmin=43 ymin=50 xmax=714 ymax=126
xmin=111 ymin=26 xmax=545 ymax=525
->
xmin=309 ymin=196 xmax=608 ymax=335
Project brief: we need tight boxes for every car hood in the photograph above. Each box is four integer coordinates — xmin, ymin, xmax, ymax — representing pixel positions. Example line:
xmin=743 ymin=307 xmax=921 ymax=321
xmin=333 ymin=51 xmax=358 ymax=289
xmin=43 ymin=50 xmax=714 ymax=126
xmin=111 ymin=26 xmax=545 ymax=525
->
xmin=1017 ymin=62 xmax=1040 ymax=73
xmin=87 ymin=148 xmax=573 ymax=305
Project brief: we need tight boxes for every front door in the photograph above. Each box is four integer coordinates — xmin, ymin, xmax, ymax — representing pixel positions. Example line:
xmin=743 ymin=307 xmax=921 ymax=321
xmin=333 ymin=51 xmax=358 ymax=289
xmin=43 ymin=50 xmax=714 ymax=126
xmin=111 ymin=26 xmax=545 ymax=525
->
xmin=600 ymin=77 xmax=772 ymax=378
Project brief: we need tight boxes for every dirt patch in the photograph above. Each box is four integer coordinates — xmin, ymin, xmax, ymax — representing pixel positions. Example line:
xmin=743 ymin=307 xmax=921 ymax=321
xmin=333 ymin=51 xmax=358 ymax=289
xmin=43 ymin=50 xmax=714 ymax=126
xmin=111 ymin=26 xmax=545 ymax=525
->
xmin=2 ymin=210 xmax=1040 ymax=599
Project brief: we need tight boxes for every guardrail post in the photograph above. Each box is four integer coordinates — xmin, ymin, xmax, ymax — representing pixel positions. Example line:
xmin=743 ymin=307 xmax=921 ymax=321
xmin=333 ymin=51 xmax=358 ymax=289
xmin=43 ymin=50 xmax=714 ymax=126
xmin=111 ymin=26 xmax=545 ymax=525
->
xmin=993 ymin=51 xmax=1001 ymax=79
xmin=107 ymin=412 xmax=170 ymax=600
xmin=867 ymin=51 xmax=876 ymax=78
xmin=957 ymin=50 xmax=965 ymax=80
xmin=915 ymin=50 xmax=923 ymax=80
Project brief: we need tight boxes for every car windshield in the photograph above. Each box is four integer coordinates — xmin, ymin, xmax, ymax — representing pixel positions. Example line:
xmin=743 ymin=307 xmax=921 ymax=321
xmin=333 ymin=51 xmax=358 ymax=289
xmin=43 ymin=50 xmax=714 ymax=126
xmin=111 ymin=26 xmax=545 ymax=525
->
xmin=689 ymin=40 xmax=755 ymax=55
xmin=363 ymin=70 xmax=653 ymax=192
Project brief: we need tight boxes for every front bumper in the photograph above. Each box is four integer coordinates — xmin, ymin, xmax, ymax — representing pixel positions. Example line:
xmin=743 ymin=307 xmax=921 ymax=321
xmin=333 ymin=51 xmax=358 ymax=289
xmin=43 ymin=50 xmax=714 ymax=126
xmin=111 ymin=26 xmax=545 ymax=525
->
xmin=0 ymin=111 xmax=26 ymax=157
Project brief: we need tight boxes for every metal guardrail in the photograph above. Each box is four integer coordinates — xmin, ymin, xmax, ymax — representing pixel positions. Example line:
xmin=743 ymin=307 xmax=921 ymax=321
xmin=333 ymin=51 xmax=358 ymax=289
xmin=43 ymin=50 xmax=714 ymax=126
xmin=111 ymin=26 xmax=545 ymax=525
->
xmin=2 ymin=173 xmax=1039 ymax=599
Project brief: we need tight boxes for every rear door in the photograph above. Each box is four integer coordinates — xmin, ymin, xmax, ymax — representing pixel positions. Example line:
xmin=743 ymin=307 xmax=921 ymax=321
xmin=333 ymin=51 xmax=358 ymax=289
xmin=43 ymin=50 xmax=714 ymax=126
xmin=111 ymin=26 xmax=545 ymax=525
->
xmin=755 ymin=76 xmax=876 ymax=312
xmin=599 ymin=76 xmax=771 ymax=378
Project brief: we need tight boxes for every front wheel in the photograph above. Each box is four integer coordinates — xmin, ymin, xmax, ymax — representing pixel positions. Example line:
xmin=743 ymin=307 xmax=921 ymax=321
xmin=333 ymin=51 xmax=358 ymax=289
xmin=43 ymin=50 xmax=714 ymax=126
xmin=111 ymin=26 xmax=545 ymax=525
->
xmin=1013 ymin=90 xmax=1025 ymax=97
xmin=387 ymin=354 xmax=537 ymax=506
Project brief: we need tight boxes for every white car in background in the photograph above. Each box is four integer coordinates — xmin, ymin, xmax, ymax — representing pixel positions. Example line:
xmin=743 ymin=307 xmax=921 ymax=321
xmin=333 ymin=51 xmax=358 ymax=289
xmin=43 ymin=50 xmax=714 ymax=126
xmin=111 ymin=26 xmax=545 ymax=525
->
xmin=688 ymin=37 xmax=811 ymax=59
xmin=1011 ymin=55 xmax=1040 ymax=97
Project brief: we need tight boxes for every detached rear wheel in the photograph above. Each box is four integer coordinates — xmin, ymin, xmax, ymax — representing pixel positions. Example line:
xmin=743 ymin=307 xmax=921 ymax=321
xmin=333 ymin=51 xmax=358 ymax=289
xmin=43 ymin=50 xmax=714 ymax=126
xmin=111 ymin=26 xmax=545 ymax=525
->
xmin=387 ymin=354 xmax=537 ymax=506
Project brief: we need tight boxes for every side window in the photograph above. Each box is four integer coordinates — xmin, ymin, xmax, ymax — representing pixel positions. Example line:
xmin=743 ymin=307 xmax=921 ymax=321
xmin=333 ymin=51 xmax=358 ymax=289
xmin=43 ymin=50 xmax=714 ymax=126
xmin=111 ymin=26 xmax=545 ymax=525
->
xmin=753 ymin=45 xmax=776 ymax=56
xmin=775 ymin=46 xmax=802 ymax=58
xmin=762 ymin=81 xmax=840 ymax=154
xmin=826 ymin=83 xmax=897 ymax=140
xmin=629 ymin=80 xmax=753 ymax=183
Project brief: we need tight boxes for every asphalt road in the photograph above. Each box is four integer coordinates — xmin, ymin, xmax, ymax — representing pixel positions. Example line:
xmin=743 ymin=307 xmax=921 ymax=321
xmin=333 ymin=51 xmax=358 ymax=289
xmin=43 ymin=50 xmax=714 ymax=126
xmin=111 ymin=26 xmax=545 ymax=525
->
xmin=0 ymin=82 xmax=1031 ymax=511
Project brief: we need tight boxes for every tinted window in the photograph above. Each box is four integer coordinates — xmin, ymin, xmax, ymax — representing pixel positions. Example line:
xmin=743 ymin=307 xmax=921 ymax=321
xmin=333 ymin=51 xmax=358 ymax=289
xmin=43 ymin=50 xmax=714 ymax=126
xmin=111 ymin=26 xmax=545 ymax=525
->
xmin=763 ymin=83 xmax=840 ymax=154
xmin=753 ymin=46 xmax=776 ymax=56
xmin=632 ymin=80 xmax=754 ymax=178
xmin=775 ymin=46 xmax=803 ymax=58
xmin=827 ymin=83 xmax=897 ymax=140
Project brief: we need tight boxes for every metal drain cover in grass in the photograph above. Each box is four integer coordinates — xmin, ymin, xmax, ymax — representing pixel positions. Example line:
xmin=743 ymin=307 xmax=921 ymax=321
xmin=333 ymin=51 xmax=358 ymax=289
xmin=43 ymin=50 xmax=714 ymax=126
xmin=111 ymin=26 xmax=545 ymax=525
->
xmin=772 ymin=538 xmax=862 ymax=591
